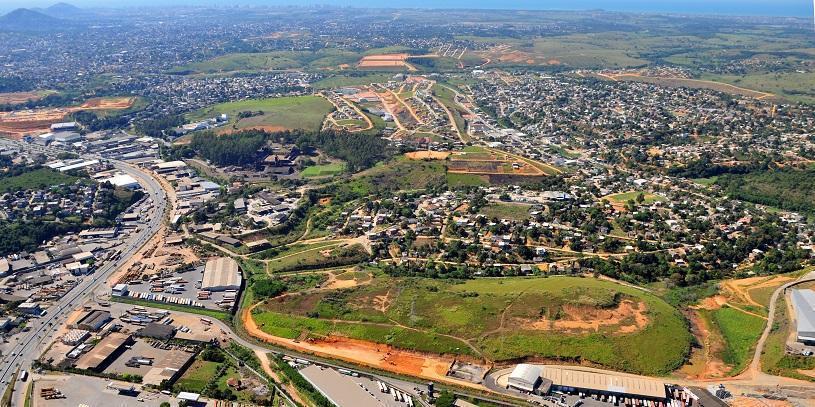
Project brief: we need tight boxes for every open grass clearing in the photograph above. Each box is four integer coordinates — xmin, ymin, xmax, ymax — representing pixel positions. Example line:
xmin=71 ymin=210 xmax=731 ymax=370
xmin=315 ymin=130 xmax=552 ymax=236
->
xmin=707 ymin=306 xmax=765 ymax=374
xmin=0 ymin=168 xmax=82 ymax=193
xmin=301 ymin=162 xmax=346 ymax=178
xmin=254 ymin=275 xmax=691 ymax=375
xmin=480 ymin=202 xmax=532 ymax=221
xmin=188 ymin=95 xmax=334 ymax=133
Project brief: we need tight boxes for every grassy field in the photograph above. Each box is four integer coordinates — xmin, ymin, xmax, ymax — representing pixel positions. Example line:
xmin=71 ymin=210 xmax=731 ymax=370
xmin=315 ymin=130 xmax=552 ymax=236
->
xmin=481 ymin=202 xmax=532 ymax=220
xmin=254 ymin=275 xmax=691 ymax=375
xmin=301 ymin=162 xmax=346 ymax=177
xmin=188 ymin=95 xmax=333 ymax=133
xmin=175 ymin=358 xmax=220 ymax=393
xmin=312 ymin=73 xmax=396 ymax=89
xmin=693 ymin=177 xmax=719 ymax=186
xmin=172 ymin=49 xmax=362 ymax=74
xmin=702 ymin=72 xmax=815 ymax=104
xmin=265 ymin=243 xmax=343 ymax=272
xmin=0 ymin=168 xmax=81 ymax=193
xmin=446 ymin=172 xmax=489 ymax=187
xmin=604 ymin=191 xmax=665 ymax=205
xmin=354 ymin=156 xmax=448 ymax=192
xmin=708 ymin=307 xmax=765 ymax=374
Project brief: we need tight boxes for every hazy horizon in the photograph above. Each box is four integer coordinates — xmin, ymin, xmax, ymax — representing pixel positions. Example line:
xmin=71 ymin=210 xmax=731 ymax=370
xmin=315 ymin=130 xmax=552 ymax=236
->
xmin=2 ymin=0 xmax=813 ymax=18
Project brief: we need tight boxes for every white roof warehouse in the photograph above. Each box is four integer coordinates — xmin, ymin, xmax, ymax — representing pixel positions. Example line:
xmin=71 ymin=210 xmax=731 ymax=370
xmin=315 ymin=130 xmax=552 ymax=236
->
xmin=202 ymin=257 xmax=242 ymax=291
xmin=791 ymin=289 xmax=815 ymax=343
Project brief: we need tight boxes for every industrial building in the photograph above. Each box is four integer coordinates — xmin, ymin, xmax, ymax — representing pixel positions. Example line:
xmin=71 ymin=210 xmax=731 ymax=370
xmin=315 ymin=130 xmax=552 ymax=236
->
xmin=72 ymin=310 xmax=112 ymax=332
xmin=136 ymin=323 xmax=176 ymax=340
xmin=102 ymin=173 xmax=141 ymax=189
xmin=791 ymin=289 xmax=815 ymax=344
xmin=539 ymin=366 xmax=667 ymax=401
xmin=75 ymin=333 xmax=133 ymax=372
xmin=508 ymin=364 xmax=542 ymax=392
xmin=503 ymin=365 xmax=668 ymax=401
xmin=201 ymin=257 xmax=242 ymax=291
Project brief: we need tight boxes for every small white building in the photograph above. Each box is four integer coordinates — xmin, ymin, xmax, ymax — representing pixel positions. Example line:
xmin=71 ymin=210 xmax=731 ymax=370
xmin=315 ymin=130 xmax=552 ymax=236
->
xmin=112 ymin=284 xmax=129 ymax=297
xmin=508 ymin=364 xmax=541 ymax=392
xmin=103 ymin=173 xmax=140 ymax=189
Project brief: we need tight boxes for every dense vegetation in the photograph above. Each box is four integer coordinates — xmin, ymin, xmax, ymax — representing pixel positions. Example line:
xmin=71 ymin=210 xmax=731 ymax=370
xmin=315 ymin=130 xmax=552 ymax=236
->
xmin=135 ymin=114 xmax=185 ymax=138
xmin=190 ymin=131 xmax=267 ymax=166
xmin=71 ymin=110 xmax=130 ymax=131
xmin=281 ymin=130 xmax=389 ymax=172
xmin=580 ymin=214 xmax=809 ymax=286
xmin=716 ymin=168 xmax=815 ymax=214
xmin=186 ymin=128 xmax=390 ymax=171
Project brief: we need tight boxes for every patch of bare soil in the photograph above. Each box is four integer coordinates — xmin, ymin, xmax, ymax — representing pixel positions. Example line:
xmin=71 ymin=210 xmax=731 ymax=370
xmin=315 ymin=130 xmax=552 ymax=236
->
xmin=525 ymin=300 xmax=649 ymax=334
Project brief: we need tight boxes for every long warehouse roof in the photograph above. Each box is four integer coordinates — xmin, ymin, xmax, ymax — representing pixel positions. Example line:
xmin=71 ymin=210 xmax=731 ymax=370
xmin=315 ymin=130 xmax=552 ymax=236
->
xmin=202 ymin=257 xmax=242 ymax=289
xmin=791 ymin=289 xmax=815 ymax=340
xmin=540 ymin=366 xmax=666 ymax=399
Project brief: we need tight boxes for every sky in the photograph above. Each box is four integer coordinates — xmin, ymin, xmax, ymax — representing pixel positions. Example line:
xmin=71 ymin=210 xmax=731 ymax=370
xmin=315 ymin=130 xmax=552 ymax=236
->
xmin=3 ymin=0 xmax=813 ymax=18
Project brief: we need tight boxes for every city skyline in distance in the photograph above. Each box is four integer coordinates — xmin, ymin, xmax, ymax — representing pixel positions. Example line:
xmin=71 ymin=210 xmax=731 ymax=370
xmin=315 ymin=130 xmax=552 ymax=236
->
xmin=1 ymin=0 xmax=812 ymax=18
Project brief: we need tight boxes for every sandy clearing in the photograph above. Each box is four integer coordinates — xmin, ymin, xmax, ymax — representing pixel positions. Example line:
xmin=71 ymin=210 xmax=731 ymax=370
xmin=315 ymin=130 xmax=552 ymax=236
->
xmin=677 ymin=310 xmax=730 ymax=379
xmin=405 ymin=151 xmax=451 ymax=160
xmin=525 ymin=300 xmax=649 ymax=334
xmin=241 ymin=303 xmax=486 ymax=390
xmin=0 ymin=91 xmax=51 ymax=105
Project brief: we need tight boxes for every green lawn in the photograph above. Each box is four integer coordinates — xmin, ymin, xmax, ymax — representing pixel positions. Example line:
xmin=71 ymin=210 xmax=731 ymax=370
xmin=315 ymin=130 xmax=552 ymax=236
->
xmin=701 ymin=71 xmax=815 ymax=105
xmin=710 ymin=307 xmax=765 ymax=373
xmin=693 ymin=176 xmax=718 ymax=186
xmin=0 ymin=168 xmax=81 ymax=193
xmin=605 ymin=191 xmax=666 ymax=205
xmin=480 ymin=202 xmax=532 ymax=220
xmin=446 ymin=172 xmax=488 ymax=187
xmin=301 ymin=162 xmax=346 ymax=178
xmin=175 ymin=359 xmax=220 ymax=393
xmin=312 ymin=73 xmax=395 ymax=89
xmin=266 ymin=243 xmax=366 ymax=273
xmin=188 ymin=95 xmax=334 ymax=133
xmin=172 ymin=49 xmax=362 ymax=74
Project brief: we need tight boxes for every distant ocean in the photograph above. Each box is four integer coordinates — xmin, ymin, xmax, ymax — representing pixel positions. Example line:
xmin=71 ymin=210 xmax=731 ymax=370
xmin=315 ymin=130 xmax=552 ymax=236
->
xmin=6 ymin=0 xmax=814 ymax=18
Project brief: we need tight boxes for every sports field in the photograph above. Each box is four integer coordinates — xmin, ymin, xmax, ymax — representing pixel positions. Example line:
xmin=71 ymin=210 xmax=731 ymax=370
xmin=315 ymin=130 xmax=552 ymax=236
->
xmin=301 ymin=162 xmax=346 ymax=178
xmin=189 ymin=95 xmax=334 ymax=133
xmin=251 ymin=275 xmax=691 ymax=375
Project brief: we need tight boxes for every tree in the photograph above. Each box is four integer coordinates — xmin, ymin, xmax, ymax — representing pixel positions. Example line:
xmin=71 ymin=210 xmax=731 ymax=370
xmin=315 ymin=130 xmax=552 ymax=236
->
xmin=435 ymin=391 xmax=455 ymax=407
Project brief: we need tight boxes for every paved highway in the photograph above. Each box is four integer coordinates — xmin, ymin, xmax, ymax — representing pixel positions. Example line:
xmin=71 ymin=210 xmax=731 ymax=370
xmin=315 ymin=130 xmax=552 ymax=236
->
xmin=0 ymin=140 xmax=168 ymax=400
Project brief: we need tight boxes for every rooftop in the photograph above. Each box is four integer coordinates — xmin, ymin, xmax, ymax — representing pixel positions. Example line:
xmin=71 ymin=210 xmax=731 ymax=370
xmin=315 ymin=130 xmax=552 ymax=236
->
xmin=540 ymin=366 xmax=666 ymax=399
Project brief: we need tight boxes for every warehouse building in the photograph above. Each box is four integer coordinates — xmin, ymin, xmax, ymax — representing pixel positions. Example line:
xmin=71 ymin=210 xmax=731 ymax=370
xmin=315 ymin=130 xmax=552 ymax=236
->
xmin=136 ymin=323 xmax=176 ymax=340
xmin=73 ymin=310 xmax=112 ymax=332
xmin=202 ymin=257 xmax=242 ymax=291
xmin=508 ymin=364 xmax=542 ymax=393
xmin=75 ymin=333 xmax=133 ymax=372
xmin=791 ymin=289 xmax=815 ymax=344
xmin=539 ymin=366 xmax=667 ymax=401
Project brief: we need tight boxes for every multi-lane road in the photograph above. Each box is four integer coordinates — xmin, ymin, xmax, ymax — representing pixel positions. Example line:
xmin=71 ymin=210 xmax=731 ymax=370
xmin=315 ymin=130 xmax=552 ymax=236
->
xmin=0 ymin=140 xmax=168 ymax=401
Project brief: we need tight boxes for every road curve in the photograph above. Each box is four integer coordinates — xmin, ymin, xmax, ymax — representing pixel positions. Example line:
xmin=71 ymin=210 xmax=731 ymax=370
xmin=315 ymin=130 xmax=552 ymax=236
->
xmin=746 ymin=272 xmax=815 ymax=378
